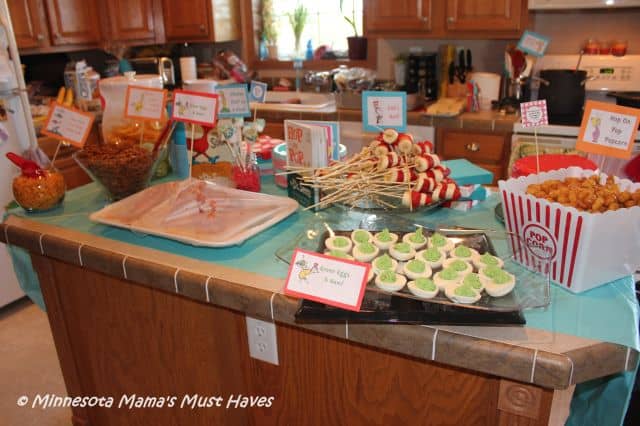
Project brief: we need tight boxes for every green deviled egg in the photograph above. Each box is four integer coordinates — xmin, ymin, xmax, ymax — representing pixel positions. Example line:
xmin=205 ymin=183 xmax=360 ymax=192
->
xmin=461 ymin=272 xmax=484 ymax=293
xmin=472 ymin=252 xmax=504 ymax=270
xmin=445 ymin=284 xmax=481 ymax=304
xmin=324 ymin=249 xmax=354 ymax=261
xmin=407 ymin=277 xmax=438 ymax=299
xmin=442 ymin=258 xmax=473 ymax=276
xmin=402 ymin=227 xmax=428 ymax=250
xmin=325 ymin=235 xmax=353 ymax=254
xmin=389 ymin=242 xmax=416 ymax=262
xmin=371 ymin=254 xmax=398 ymax=275
xmin=448 ymin=244 xmax=478 ymax=261
xmin=351 ymin=229 xmax=373 ymax=244
xmin=433 ymin=267 xmax=462 ymax=291
xmin=478 ymin=265 xmax=505 ymax=281
xmin=481 ymin=270 xmax=516 ymax=297
xmin=416 ymin=247 xmax=446 ymax=269
xmin=352 ymin=242 xmax=380 ymax=263
xmin=374 ymin=270 xmax=407 ymax=292
xmin=403 ymin=258 xmax=432 ymax=280
xmin=373 ymin=228 xmax=399 ymax=251
xmin=428 ymin=232 xmax=454 ymax=252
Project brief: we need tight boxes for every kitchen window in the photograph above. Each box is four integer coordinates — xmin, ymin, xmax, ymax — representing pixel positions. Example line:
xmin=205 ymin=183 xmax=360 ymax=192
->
xmin=241 ymin=0 xmax=375 ymax=69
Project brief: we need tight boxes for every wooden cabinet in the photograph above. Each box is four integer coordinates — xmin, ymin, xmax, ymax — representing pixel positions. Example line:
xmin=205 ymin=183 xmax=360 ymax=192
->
xmin=446 ymin=0 xmax=523 ymax=32
xmin=162 ymin=0 xmax=239 ymax=42
xmin=365 ymin=0 xmax=432 ymax=33
xmin=366 ymin=0 xmax=527 ymax=39
xmin=8 ymin=0 xmax=50 ymax=49
xmin=44 ymin=0 xmax=102 ymax=46
xmin=437 ymin=128 xmax=510 ymax=184
xmin=105 ymin=0 xmax=164 ymax=44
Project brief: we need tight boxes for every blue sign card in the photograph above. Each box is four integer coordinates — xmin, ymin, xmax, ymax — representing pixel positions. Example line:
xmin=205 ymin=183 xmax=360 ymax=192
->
xmin=249 ymin=80 xmax=268 ymax=103
xmin=362 ymin=91 xmax=407 ymax=133
xmin=217 ymin=83 xmax=251 ymax=118
xmin=517 ymin=30 xmax=550 ymax=57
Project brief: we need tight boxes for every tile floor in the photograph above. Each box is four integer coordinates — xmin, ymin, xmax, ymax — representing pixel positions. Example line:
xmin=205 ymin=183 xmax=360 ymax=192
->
xmin=0 ymin=298 xmax=70 ymax=425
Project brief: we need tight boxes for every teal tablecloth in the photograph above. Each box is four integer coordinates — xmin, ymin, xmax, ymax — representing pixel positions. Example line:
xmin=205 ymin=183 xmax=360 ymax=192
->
xmin=6 ymin=177 xmax=639 ymax=425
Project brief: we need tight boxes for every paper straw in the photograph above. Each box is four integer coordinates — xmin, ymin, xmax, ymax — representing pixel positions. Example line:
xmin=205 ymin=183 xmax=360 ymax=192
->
xmin=534 ymin=127 xmax=540 ymax=182
xmin=188 ymin=123 xmax=195 ymax=179
xmin=50 ymin=141 xmax=63 ymax=165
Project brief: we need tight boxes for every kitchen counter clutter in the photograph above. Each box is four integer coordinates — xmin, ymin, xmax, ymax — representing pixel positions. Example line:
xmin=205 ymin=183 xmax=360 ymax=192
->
xmin=1 ymin=175 xmax=638 ymax=425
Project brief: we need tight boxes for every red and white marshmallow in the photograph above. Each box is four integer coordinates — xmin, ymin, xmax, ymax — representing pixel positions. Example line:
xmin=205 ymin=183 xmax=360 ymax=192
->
xmin=414 ymin=153 xmax=441 ymax=172
xmin=430 ymin=183 xmax=461 ymax=202
xmin=413 ymin=174 xmax=438 ymax=193
xmin=424 ymin=165 xmax=450 ymax=182
xmin=369 ymin=139 xmax=390 ymax=156
xmin=412 ymin=140 xmax=434 ymax=155
xmin=381 ymin=128 xmax=399 ymax=144
xmin=377 ymin=152 xmax=401 ymax=170
xmin=402 ymin=191 xmax=433 ymax=209
xmin=385 ymin=168 xmax=417 ymax=183
xmin=396 ymin=133 xmax=414 ymax=154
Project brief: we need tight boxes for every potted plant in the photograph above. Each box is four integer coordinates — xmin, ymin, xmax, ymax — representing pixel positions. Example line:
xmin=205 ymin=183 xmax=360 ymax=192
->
xmin=288 ymin=3 xmax=308 ymax=59
xmin=341 ymin=0 xmax=367 ymax=60
xmin=262 ymin=0 xmax=278 ymax=59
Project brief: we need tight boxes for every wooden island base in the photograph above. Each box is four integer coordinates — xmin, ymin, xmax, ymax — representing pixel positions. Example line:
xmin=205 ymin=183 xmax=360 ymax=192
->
xmin=33 ymin=254 xmax=570 ymax=426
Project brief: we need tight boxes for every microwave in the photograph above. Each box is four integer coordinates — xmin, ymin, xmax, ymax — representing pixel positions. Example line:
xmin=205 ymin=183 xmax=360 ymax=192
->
xmin=128 ymin=57 xmax=175 ymax=87
xmin=529 ymin=0 xmax=640 ymax=9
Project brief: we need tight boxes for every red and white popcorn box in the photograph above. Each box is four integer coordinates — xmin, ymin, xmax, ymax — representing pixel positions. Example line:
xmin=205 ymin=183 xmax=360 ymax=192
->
xmin=498 ymin=167 xmax=640 ymax=293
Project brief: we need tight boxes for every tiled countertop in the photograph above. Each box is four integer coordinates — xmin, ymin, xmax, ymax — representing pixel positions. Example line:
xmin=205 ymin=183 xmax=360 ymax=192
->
xmin=1 ymin=182 xmax=637 ymax=391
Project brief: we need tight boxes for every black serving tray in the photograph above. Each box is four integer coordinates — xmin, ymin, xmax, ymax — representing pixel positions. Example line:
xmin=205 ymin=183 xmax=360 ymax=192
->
xmin=295 ymin=293 xmax=526 ymax=325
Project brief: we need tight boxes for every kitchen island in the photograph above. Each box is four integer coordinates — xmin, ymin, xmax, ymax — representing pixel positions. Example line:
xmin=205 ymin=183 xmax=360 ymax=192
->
xmin=2 ymin=178 xmax=638 ymax=426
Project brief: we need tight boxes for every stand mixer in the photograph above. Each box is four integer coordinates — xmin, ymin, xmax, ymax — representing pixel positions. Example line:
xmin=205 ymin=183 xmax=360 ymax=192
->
xmin=499 ymin=49 xmax=534 ymax=111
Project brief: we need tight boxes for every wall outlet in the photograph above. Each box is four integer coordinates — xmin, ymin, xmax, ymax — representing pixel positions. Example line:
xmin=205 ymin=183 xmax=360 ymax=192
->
xmin=245 ymin=316 xmax=279 ymax=365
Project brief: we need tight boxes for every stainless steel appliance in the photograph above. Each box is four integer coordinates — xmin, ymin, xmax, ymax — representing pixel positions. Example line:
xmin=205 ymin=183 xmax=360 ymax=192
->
xmin=128 ymin=57 xmax=174 ymax=87
xmin=513 ymin=54 xmax=640 ymax=178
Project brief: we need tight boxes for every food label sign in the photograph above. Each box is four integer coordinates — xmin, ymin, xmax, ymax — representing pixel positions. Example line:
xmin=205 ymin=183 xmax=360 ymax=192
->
xmin=577 ymin=100 xmax=640 ymax=159
xmin=217 ymin=83 xmax=251 ymax=118
xmin=171 ymin=90 xmax=219 ymax=126
xmin=520 ymin=100 xmax=548 ymax=128
xmin=362 ymin=91 xmax=407 ymax=132
xmin=517 ymin=30 xmax=550 ymax=57
xmin=124 ymin=86 xmax=167 ymax=121
xmin=249 ymin=80 xmax=268 ymax=103
xmin=41 ymin=102 xmax=95 ymax=148
xmin=284 ymin=249 xmax=370 ymax=312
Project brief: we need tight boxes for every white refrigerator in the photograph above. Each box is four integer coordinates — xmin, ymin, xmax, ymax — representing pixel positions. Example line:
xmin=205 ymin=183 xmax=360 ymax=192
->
xmin=0 ymin=0 xmax=39 ymax=307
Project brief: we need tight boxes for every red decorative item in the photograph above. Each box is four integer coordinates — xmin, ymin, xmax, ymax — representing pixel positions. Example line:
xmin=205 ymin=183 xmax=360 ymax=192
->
xmin=623 ymin=153 xmax=640 ymax=182
xmin=6 ymin=152 xmax=44 ymax=178
xmin=511 ymin=154 xmax=598 ymax=178
xmin=232 ymin=164 xmax=261 ymax=192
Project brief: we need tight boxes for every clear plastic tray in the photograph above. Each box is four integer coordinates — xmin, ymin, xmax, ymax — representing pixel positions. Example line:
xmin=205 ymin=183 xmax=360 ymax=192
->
xmin=276 ymin=213 xmax=551 ymax=312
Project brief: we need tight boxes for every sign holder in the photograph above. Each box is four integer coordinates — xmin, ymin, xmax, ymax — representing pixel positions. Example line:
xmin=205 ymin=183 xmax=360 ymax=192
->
xmin=171 ymin=89 xmax=220 ymax=179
